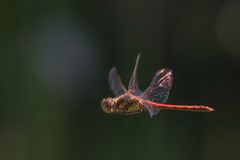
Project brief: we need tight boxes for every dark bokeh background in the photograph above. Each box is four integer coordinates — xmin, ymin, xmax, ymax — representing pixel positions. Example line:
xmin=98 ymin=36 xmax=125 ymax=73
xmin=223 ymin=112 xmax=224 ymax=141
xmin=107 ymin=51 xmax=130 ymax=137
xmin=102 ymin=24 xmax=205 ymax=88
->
xmin=1 ymin=0 xmax=240 ymax=160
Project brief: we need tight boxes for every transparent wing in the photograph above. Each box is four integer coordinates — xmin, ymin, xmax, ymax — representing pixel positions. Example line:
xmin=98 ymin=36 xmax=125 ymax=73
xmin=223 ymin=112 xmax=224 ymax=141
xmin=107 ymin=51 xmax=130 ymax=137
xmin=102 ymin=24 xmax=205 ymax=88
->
xmin=141 ymin=68 xmax=173 ymax=103
xmin=108 ymin=67 xmax=127 ymax=96
xmin=128 ymin=54 xmax=142 ymax=95
xmin=142 ymin=101 xmax=160 ymax=118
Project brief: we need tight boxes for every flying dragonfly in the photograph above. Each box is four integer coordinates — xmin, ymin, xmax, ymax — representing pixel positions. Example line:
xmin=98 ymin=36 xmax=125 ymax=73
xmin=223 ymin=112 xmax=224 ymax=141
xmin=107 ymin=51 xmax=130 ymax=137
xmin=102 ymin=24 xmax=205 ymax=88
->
xmin=101 ymin=54 xmax=214 ymax=117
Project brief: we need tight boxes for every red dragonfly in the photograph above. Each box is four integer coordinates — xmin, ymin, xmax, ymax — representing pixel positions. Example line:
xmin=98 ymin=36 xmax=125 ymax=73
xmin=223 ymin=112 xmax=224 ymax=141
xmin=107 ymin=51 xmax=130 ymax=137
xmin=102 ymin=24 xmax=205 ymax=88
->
xmin=101 ymin=54 xmax=214 ymax=117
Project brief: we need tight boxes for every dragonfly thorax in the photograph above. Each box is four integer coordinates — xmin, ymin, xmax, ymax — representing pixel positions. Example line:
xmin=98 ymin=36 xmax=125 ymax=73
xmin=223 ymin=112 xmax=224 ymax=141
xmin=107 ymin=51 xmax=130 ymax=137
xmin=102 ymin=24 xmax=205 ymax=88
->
xmin=113 ymin=93 xmax=145 ymax=114
xmin=101 ymin=93 xmax=145 ymax=115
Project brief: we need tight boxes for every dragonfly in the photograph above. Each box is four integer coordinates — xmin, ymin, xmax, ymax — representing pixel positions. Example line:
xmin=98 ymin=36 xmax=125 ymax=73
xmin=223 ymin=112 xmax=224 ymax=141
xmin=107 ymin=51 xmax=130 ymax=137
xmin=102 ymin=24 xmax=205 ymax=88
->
xmin=101 ymin=54 xmax=214 ymax=117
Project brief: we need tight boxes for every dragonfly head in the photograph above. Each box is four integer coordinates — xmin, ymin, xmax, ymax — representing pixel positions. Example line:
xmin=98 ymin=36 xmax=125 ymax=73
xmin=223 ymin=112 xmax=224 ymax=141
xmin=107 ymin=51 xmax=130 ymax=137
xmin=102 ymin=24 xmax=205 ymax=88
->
xmin=101 ymin=98 xmax=115 ymax=113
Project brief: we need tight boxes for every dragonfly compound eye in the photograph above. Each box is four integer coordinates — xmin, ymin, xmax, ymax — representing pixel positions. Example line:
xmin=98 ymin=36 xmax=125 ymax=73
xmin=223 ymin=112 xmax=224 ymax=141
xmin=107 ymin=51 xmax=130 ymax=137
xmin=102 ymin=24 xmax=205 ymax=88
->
xmin=101 ymin=98 xmax=114 ymax=113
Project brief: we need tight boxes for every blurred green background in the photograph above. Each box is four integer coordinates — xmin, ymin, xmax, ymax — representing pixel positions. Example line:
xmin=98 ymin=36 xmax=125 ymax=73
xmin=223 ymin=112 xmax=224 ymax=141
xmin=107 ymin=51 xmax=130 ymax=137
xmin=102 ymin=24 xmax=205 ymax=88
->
xmin=1 ymin=0 xmax=240 ymax=160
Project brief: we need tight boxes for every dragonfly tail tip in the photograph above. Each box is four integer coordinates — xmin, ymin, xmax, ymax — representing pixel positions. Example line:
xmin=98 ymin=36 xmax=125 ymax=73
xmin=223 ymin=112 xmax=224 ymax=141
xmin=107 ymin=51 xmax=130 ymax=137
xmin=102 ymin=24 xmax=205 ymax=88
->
xmin=209 ymin=107 xmax=214 ymax=112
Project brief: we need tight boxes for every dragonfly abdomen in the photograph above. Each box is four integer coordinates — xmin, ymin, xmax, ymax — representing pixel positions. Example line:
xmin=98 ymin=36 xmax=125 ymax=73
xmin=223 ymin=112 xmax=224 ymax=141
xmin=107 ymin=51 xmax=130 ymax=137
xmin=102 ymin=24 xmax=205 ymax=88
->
xmin=146 ymin=100 xmax=214 ymax=112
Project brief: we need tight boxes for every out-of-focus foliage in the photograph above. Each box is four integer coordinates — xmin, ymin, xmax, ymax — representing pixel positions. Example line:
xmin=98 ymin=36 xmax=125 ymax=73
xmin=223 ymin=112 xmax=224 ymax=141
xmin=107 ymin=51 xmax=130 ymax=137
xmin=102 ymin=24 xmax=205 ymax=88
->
xmin=0 ymin=0 xmax=240 ymax=160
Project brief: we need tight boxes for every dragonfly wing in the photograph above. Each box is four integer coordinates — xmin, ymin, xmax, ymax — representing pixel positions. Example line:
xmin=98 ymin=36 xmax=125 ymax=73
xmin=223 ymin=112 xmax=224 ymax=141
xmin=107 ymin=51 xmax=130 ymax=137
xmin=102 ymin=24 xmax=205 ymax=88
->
xmin=108 ymin=67 xmax=127 ymax=96
xmin=142 ymin=101 xmax=160 ymax=118
xmin=128 ymin=54 xmax=142 ymax=95
xmin=141 ymin=68 xmax=173 ymax=103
